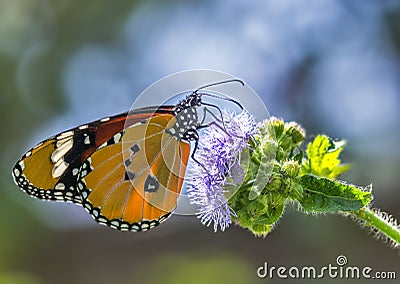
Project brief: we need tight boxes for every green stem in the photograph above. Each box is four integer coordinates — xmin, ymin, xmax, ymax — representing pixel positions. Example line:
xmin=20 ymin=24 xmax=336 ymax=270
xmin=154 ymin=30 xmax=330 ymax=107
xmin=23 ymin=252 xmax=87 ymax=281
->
xmin=351 ymin=207 xmax=400 ymax=248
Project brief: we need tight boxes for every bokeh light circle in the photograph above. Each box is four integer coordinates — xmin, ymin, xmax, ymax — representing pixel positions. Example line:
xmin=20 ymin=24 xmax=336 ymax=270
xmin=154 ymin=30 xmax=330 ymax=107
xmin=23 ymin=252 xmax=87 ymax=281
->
xmin=123 ymin=70 xmax=272 ymax=215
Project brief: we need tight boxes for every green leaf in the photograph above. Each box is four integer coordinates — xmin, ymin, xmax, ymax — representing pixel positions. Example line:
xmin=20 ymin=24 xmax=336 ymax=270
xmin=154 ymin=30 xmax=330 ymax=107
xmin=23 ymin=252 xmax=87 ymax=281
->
xmin=297 ymin=174 xmax=371 ymax=212
xmin=302 ymin=135 xmax=350 ymax=179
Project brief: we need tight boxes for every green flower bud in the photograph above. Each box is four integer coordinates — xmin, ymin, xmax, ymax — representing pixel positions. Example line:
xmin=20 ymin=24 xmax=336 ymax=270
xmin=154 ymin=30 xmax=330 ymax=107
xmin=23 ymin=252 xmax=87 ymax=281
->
xmin=266 ymin=192 xmax=286 ymax=207
xmin=246 ymin=196 xmax=269 ymax=218
xmin=285 ymin=122 xmax=306 ymax=145
xmin=264 ymin=117 xmax=285 ymax=139
xmin=279 ymin=135 xmax=293 ymax=152
xmin=228 ymin=118 xmax=308 ymax=237
xmin=282 ymin=160 xmax=300 ymax=178
xmin=275 ymin=148 xmax=286 ymax=162
xmin=249 ymin=224 xmax=274 ymax=237
xmin=267 ymin=173 xmax=282 ymax=192
xmin=290 ymin=182 xmax=304 ymax=200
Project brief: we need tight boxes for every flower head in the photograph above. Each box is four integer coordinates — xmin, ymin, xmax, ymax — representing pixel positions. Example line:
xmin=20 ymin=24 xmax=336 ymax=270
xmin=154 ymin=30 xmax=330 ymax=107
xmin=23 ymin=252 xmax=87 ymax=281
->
xmin=187 ymin=110 xmax=257 ymax=232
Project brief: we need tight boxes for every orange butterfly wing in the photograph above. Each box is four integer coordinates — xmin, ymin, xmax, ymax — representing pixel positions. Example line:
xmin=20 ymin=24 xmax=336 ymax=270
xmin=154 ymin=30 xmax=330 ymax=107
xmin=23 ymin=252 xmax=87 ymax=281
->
xmin=12 ymin=107 xmax=190 ymax=231
xmin=79 ymin=114 xmax=190 ymax=231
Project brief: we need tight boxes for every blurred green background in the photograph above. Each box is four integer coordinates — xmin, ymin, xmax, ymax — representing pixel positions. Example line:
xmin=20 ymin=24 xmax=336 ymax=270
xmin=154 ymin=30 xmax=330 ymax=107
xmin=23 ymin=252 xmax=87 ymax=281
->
xmin=1 ymin=1 xmax=400 ymax=283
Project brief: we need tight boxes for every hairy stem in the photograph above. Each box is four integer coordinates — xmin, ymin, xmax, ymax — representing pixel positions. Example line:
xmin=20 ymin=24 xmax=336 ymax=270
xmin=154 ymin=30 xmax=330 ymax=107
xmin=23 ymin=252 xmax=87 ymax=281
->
xmin=350 ymin=207 xmax=400 ymax=248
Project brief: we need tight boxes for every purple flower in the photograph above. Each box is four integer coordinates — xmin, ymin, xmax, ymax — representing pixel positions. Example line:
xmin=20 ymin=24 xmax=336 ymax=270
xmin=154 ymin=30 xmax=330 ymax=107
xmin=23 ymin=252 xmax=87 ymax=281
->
xmin=187 ymin=110 xmax=257 ymax=232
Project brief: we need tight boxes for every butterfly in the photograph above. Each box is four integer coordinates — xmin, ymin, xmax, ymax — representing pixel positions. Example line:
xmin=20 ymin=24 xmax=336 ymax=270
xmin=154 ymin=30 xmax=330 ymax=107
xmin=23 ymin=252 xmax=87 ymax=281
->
xmin=12 ymin=79 xmax=244 ymax=232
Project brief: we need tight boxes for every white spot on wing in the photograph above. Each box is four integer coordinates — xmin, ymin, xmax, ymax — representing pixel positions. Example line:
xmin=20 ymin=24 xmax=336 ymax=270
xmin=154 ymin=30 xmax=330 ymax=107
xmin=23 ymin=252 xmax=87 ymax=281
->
xmin=51 ymin=137 xmax=73 ymax=163
xmin=100 ymin=117 xmax=110 ymax=122
xmin=99 ymin=141 xmax=107 ymax=149
xmin=18 ymin=161 xmax=25 ymax=170
xmin=57 ymin=131 xmax=74 ymax=140
xmin=98 ymin=217 xmax=108 ymax=223
xmin=120 ymin=224 xmax=129 ymax=230
xmin=114 ymin=133 xmax=122 ymax=143
xmin=55 ymin=183 xmax=65 ymax=190
xmin=111 ymin=220 xmax=120 ymax=227
xmin=52 ymin=160 xmax=69 ymax=178
xmin=79 ymin=125 xmax=89 ymax=130
xmin=13 ymin=167 xmax=20 ymax=177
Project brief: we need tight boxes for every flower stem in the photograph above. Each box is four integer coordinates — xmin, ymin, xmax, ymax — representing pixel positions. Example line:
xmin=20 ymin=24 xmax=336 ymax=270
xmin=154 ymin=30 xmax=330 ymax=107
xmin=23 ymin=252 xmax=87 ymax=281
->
xmin=350 ymin=207 xmax=400 ymax=248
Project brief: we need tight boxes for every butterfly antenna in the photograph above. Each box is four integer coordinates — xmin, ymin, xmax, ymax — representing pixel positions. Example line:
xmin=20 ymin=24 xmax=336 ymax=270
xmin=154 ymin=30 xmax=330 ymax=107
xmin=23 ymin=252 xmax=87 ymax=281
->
xmin=194 ymin=79 xmax=245 ymax=110
xmin=193 ymin=78 xmax=244 ymax=93
xmin=201 ymin=92 xmax=243 ymax=110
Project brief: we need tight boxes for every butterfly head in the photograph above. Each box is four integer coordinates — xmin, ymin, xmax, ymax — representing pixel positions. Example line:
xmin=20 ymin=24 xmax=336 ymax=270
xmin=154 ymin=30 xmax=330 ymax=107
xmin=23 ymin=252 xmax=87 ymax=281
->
xmin=174 ymin=92 xmax=202 ymax=113
xmin=174 ymin=78 xmax=244 ymax=114
xmin=187 ymin=91 xmax=203 ymax=107
xmin=169 ymin=79 xmax=245 ymax=142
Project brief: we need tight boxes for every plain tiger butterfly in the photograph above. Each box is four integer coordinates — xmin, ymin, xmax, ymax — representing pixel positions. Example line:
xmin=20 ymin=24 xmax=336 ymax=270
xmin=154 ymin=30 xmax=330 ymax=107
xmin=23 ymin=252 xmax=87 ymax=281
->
xmin=12 ymin=79 xmax=244 ymax=232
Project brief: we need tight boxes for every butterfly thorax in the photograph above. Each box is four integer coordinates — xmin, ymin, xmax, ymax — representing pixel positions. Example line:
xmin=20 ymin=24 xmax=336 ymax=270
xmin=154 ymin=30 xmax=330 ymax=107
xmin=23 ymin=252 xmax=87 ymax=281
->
xmin=166 ymin=92 xmax=201 ymax=142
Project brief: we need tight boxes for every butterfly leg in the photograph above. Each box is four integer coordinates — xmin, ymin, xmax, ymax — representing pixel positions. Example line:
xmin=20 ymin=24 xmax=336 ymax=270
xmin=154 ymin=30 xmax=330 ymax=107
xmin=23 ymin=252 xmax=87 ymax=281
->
xmin=182 ymin=129 xmax=209 ymax=172
xmin=197 ymin=119 xmax=244 ymax=139
xmin=190 ymin=137 xmax=210 ymax=173
xmin=199 ymin=105 xmax=223 ymax=125
xmin=200 ymin=102 xmax=245 ymax=138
